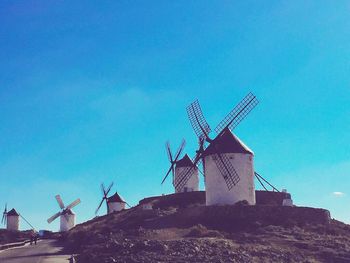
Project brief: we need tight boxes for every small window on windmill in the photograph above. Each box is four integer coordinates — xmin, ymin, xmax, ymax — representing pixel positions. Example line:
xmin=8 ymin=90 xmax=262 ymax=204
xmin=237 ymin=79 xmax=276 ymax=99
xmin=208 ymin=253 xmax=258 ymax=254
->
xmin=229 ymin=155 xmax=234 ymax=160
xmin=212 ymin=155 xmax=217 ymax=161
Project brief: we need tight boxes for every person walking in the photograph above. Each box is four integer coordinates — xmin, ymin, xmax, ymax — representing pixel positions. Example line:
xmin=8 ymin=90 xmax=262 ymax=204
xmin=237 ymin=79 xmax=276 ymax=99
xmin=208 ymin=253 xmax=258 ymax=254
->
xmin=30 ymin=233 xmax=34 ymax=245
xmin=34 ymin=233 xmax=38 ymax=245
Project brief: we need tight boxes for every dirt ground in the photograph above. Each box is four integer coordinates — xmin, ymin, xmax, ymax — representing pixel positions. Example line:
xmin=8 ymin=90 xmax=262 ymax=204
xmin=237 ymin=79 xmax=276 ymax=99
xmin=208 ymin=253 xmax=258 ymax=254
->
xmin=62 ymin=202 xmax=350 ymax=263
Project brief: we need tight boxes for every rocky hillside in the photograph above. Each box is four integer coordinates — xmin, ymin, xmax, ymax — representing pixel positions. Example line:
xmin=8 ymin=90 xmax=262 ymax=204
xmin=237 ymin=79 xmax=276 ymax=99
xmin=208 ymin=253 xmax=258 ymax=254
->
xmin=63 ymin=193 xmax=350 ymax=263
xmin=0 ymin=229 xmax=31 ymax=245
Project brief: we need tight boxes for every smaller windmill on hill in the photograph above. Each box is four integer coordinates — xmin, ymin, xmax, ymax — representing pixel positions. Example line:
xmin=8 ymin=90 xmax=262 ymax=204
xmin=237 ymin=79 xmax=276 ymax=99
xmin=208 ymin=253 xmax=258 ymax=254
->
xmin=2 ymin=204 xmax=20 ymax=231
xmin=95 ymin=183 xmax=113 ymax=215
xmin=107 ymin=191 xmax=127 ymax=212
xmin=95 ymin=182 xmax=127 ymax=215
xmin=47 ymin=195 xmax=81 ymax=232
xmin=6 ymin=208 xmax=20 ymax=231
xmin=2 ymin=204 xmax=36 ymax=231
xmin=161 ymin=139 xmax=199 ymax=193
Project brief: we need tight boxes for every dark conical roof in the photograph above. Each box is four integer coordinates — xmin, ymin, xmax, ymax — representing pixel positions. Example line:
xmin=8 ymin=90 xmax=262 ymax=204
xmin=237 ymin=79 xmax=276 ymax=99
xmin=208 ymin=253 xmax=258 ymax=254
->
xmin=204 ymin=128 xmax=253 ymax=156
xmin=107 ymin=192 xmax=126 ymax=203
xmin=176 ymin=154 xmax=194 ymax=168
xmin=7 ymin=208 xmax=19 ymax=216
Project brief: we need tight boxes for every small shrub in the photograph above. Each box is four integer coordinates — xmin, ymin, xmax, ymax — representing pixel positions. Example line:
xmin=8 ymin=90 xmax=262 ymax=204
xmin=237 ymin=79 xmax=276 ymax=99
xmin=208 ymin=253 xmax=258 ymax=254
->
xmin=186 ymin=224 xmax=223 ymax=238
xmin=187 ymin=224 xmax=209 ymax=237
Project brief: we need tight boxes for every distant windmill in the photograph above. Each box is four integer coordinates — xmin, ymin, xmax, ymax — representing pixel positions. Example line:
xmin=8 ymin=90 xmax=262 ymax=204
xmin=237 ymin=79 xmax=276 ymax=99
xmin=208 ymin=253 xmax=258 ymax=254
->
xmin=1 ymin=204 xmax=35 ymax=231
xmin=174 ymin=138 xmax=206 ymax=193
xmin=95 ymin=182 xmax=113 ymax=215
xmin=174 ymin=154 xmax=199 ymax=193
xmin=161 ymin=140 xmax=199 ymax=193
xmin=177 ymin=92 xmax=259 ymax=206
xmin=107 ymin=191 xmax=128 ymax=213
xmin=6 ymin=208 xmax=20 ymax=231
xmin=1 ymin=204 xmax=7 ymax=227
xmin=47 ymin=195 xmax=81 ymax=232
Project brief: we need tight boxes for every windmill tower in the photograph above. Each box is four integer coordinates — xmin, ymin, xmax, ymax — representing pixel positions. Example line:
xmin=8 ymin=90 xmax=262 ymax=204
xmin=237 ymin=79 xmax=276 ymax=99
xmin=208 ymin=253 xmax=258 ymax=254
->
xmin=60 ymin=209 xmax=76 ymax=232
xmin=47 ymin=195 xmax=81 ymax=232
xmin=161 ymin=140 xmax=199 ymax=193
xmin=185 ymin=92 xmax=259 ymax=206
xmin=95 ymin=182 xmax=114 ymax=215
xmin=6 ymin=208 xmax=20 ymax=231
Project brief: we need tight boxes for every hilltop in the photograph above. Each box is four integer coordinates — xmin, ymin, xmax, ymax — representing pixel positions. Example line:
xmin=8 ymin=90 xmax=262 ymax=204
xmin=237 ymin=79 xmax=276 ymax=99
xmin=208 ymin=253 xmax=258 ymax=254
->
xmin=61 ymin=192 xmax=350 ymax=263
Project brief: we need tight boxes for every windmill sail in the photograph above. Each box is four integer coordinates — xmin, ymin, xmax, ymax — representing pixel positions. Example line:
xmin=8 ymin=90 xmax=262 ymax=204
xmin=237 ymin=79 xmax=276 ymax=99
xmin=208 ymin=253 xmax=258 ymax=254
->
xmin=212 ymin=153 xmax=240 ymax=190
xmin=95 ymin=182 xmax=113 ymax=215
xmin=161 ymin=139 xmax=186 ymax=184
xmin=1 ymin=204 xmax=7 ymax=225
xmin=66 ymin=199 xmax=81 ymax=210
xmin=187 ymin=100 xmax=211 ymax=140
xmin=47 ymin=211 xmax=61 ymax=224
xmin=55 ymin=195 xmax=65 ymax=209
xmin=215 ymin=92 xmax=259 ymax=134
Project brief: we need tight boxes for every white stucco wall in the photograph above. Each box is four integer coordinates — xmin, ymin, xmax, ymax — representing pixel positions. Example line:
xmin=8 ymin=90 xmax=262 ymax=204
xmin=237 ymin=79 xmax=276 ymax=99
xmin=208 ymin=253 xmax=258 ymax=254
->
xmin=108 ymin=202 xmax=125 ymax=213
xmin=174 ymin=167 xmax=199 ymax=193
xmin=204 ymin=153 xmax=255 ymax=206
xmin=60 ymin=214 xmax=75 ymax=232
xmin=7 ymin=216 xmax=19 ymax=231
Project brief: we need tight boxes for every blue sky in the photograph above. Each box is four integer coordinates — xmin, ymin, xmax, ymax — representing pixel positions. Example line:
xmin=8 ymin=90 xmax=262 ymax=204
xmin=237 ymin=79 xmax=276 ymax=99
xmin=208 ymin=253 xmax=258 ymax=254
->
xmin=0 ymin=1 xmax=349 ymax=231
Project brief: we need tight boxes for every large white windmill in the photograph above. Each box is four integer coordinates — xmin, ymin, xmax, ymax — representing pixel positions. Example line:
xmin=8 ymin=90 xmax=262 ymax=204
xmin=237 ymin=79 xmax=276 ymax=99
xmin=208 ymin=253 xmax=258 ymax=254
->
xmin=161 ymin=139 xmax=199 ymax=193
xmin=179 ymin=92 xmax=260 ymax=206
xmin=47 ymin=195 xmax=81 ymax=232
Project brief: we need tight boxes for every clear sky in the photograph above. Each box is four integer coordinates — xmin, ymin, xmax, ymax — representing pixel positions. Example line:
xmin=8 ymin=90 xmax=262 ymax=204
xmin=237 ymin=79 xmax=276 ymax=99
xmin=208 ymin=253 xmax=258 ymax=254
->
xmin=0 ymin=1 xmax=349 ymax=231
